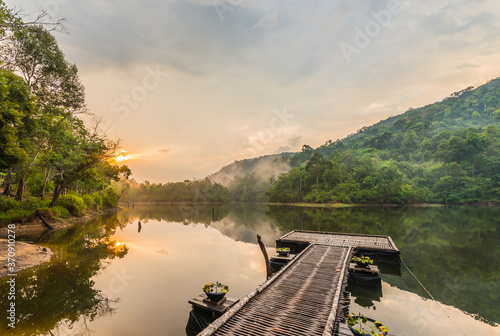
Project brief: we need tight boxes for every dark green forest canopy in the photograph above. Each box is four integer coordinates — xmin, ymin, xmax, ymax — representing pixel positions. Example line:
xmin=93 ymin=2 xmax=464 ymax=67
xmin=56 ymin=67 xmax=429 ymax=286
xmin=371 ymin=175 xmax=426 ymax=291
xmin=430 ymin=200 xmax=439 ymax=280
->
xmin=0 ymin=2 xmax=130 ymax=216
xmin=268 ymin=78 xmax=500 ymax=204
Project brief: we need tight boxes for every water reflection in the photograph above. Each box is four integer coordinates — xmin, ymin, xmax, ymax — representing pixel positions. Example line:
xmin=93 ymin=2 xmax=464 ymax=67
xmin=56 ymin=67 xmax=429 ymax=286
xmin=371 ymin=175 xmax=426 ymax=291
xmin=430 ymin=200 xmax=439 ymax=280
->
xmin=0 ymin=214 xmax=128 ymax=335
xmin=266 ymin=205 xmax=500 ymax=326
xmin=0 ymin=204 xmax=498 ymax=335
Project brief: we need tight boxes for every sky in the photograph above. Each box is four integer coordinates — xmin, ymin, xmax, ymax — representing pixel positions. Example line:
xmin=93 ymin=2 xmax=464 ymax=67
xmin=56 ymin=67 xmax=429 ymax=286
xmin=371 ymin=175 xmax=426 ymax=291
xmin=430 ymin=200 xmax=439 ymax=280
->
xmin=6 ymin=0 xmax=500 ymax=182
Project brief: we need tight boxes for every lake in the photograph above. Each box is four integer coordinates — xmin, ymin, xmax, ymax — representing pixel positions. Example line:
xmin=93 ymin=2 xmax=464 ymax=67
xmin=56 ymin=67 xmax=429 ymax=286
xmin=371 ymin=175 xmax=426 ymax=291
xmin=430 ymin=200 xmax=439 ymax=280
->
xmin=1 ymin=204 xmax=499 ymax=335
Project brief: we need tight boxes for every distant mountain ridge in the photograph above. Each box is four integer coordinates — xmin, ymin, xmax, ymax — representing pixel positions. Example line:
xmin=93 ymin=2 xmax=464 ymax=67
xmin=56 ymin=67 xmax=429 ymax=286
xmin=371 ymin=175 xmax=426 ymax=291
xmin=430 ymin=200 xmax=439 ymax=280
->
xmin=208 ymin=153 xmax=293 ymax=187
xmin=268 ymin=77 xmax=500 ymax=204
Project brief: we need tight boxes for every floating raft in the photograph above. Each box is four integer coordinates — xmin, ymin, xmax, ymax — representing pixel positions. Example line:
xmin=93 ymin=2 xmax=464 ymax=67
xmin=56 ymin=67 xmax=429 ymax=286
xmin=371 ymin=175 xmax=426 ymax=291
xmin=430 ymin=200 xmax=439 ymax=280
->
xmin=278 ymin=230 xmax=399 ymax=252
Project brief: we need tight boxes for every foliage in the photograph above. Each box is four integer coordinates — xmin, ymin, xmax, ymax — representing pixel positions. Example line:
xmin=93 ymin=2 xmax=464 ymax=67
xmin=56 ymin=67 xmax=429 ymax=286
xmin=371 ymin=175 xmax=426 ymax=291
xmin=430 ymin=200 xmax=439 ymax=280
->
xmin=56 ymin=193 xmax=85 ymax=217
xmin=118 ymin=178 xmax=230 ymax=203
xmin=347 ymin=314 xmax=388 ymax=336
xmin=352 ymin=255 xmax=373 ymax=265
xmin=277 ymin=247 xmax=290 ymax=252
xmin=0 ymin=195 xmax=19 ymax=211
xmin=100 ymin=188 xmax=120 ymax=208
xmin=229 ymin=173 xmax=272 ymax=202
xmin=202 ymin=282 xmax=229 ymax=293
xmin=0 ymin=70 xmax=32 ymax=170
xmin=50 ymin=205 xmax=69 ymax=218
xmin=0 ymin=195 xmax=51 ymax=223
xmin=82 ymin=194 xmax=97 ymax=210
xmin=268 ymin=78 xmax=500 ymax=204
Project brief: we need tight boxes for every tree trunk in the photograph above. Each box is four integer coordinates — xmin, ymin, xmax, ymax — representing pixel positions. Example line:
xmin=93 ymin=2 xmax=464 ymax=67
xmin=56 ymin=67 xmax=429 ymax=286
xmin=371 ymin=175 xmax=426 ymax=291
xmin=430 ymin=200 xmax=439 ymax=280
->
xmin=41 ymin=166 xmax=51 ymax=199
xmin=36 ymin=210 xmax=55 ymax=230
xmin=49 ymin=184 xmax=63 ymax=207
xmin=2 ymin=169 xmax=13 ymax=197
xmin=15 ymin=177 xmax=25 ymax=201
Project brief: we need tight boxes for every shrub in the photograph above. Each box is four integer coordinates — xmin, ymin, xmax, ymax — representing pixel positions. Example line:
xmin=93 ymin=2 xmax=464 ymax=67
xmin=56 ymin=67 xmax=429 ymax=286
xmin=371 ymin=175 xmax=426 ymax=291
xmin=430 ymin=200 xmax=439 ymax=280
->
xmin=50 ymin=205 xmax=69 ymax=218
xmin=35 ymin=208 xmax=54 ymax=219
xmin=101 ymin=189 xmax=120 ymax=208
xmin=0 ymin=197 xmax=20 ymax=211
xmin=82 ymin=194 xmax=97 ymax=210
xmin=24 ymin=197 xmax=49 ymax=210
xmin=0 ymin=209 xmax=34 ymax=224
xmin=57 ymin=194 xmax=86 ymax=217
xmin=92 ymin=193 xmax=102 ymax=208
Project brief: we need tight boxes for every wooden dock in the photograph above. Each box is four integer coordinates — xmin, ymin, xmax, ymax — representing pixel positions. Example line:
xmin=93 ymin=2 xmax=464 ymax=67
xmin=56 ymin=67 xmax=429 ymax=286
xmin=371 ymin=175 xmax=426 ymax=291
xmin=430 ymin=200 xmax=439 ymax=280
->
xmin=278 ymin=230 xmax=399 ymax=252
xmin=196 ymin=231 xmax=399 ymax=336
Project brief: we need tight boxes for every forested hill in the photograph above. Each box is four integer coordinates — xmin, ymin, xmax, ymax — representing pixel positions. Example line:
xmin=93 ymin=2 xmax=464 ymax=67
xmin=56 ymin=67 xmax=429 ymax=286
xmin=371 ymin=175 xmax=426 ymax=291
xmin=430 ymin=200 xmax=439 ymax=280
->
xmin=209 ymin=154 xmax=291 ymax=186
xmin=208 ymin=153 xmax=292 ymax=202
xmin=267 ymin=78 xmax=500 ymax=204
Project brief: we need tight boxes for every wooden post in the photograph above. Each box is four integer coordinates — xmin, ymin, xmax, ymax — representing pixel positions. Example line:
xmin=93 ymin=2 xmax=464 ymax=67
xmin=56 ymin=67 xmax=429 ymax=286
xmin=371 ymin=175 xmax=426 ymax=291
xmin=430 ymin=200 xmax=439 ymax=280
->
xmin=257 ymin=235 xmax=271 ymax=279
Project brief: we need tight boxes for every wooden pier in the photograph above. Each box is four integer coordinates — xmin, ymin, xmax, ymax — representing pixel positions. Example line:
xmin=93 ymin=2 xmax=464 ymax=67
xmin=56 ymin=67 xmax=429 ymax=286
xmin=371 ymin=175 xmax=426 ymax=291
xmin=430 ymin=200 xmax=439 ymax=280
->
xmin=196 ymin=231 xmax=399 ymax=336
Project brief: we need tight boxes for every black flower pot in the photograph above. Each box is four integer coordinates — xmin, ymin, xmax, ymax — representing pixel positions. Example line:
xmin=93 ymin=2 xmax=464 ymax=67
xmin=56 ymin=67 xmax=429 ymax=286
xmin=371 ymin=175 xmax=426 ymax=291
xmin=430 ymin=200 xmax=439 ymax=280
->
xmin=205 ymin=292 xmax=226 ymax=302
xmin=277 ymin=250 xmax=290 ymax=257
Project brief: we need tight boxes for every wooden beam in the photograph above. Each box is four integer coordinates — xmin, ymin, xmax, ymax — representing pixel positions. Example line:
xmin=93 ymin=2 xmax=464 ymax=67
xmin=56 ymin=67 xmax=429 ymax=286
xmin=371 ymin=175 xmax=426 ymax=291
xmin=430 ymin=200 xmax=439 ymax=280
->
xmin=257 ymin=234 xmax=271 ymax=279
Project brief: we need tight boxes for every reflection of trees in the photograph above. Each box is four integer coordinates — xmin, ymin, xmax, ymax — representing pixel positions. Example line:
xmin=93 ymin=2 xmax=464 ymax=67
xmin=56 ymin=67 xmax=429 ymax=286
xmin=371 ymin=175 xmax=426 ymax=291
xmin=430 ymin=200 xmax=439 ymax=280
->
xmin=117 ymin=203 xmax=231 ymax=226
xmin=267 ymin=206 xmax=500 ymax=325
xmin=0 ymin=214 xmax=129 ymax=335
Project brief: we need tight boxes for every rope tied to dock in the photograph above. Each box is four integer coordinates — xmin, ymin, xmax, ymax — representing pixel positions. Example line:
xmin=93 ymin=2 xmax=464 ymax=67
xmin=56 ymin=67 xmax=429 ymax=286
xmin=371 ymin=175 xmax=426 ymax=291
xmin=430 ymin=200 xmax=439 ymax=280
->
xmin=400 ymin=257 xmax=467 ymax=336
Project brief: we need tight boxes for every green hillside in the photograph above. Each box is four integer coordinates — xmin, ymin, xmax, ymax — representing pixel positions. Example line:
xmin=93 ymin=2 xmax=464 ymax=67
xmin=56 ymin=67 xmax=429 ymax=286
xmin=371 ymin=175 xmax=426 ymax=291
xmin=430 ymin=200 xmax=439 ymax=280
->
xmin=268 ymin=78 xmax=500 ymax=204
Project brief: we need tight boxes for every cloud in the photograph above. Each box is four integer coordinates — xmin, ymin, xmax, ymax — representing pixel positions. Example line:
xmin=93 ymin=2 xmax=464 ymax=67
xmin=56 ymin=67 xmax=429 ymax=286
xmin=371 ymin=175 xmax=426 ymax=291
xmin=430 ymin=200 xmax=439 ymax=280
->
xmin=287 ymin=135 xmax=302 ymax=148
xmin=158 ymin=148 xmax=172 ymax=154
xmin=276 ymin=146 xmax=291 ymax=153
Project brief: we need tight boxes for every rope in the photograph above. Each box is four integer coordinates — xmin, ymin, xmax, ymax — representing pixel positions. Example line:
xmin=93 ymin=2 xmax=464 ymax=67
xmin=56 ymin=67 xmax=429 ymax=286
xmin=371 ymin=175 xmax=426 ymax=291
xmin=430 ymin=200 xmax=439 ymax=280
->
xmin=400 ymin=257 xmax=467 ymax=336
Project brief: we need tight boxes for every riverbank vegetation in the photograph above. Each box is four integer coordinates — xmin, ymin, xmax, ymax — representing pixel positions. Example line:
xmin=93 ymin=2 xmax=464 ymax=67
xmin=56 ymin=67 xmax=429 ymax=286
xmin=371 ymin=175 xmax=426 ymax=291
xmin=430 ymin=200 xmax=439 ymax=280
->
xmin=0 ymin=2 xmax=130 ymax=223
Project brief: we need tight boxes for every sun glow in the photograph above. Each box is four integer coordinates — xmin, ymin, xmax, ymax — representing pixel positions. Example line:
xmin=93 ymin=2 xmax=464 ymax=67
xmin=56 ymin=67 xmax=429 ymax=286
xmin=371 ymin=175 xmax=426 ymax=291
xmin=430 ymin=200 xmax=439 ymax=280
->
xmin=114 ymin=150 xmax=134 ymax=163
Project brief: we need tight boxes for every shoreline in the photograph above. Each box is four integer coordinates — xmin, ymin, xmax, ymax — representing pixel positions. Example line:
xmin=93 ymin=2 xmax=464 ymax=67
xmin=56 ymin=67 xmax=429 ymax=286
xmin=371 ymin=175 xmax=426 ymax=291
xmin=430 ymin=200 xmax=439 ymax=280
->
xmin=0 ymin=239 xmax=54 ymax=278
xmin=0 ymin=208 xmax=119 ymax=278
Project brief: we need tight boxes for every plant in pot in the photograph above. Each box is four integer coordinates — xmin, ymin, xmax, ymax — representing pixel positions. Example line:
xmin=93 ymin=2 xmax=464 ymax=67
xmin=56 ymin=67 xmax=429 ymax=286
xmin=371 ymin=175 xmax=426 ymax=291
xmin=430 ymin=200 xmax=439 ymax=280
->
xmin=347 ymin=313 xmax=388 ymax=336
xmin=352 ymin=255 xmax=373 ymax=268
xmin=202 ymin=281 xmax=229 ymax=302
xmin=276 ymin=247 xmax=291 ymax=257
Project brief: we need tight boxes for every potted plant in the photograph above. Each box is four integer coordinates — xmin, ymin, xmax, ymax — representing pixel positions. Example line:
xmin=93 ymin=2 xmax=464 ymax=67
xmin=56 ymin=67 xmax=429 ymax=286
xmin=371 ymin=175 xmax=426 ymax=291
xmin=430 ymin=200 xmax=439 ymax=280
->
xmin=347 ymin=313 xmax=388 ymax=336
xmin=352 ymin=255 xmax=373 ymax=268
xmin=202 ymin=281 xmax=229 ymax=302
xmin=276 ymin=247 xmax=291 ymax=257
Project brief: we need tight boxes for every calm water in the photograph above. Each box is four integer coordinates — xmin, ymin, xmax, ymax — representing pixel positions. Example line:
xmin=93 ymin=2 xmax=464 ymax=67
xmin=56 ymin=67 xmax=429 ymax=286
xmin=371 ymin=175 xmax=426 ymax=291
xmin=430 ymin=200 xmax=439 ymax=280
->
xmin=1 ymin=204 xmax=499 ymax=335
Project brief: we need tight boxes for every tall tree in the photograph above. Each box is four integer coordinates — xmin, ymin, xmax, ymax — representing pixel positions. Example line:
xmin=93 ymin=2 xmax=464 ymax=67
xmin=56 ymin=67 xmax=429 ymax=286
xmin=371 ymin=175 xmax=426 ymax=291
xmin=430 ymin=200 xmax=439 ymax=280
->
xmin=1 ymin=24 xmax=86 ymax=200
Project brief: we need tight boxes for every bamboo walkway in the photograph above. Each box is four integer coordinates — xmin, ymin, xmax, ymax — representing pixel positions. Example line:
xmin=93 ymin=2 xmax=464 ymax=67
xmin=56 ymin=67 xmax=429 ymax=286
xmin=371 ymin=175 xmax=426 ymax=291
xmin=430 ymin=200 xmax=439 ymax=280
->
xmin=197 ymin=231 xmax=399 ymax=336
xmin=199 ymin=245 xmax=352 ymax=336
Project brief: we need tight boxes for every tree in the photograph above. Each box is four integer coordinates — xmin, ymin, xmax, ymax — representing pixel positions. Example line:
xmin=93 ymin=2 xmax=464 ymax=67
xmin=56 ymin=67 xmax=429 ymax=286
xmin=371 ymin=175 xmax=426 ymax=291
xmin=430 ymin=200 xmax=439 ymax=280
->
xmin=1 ymin=24 xmax=86 ymax=200
xmin=0 ymin=70 xmax=33 ymax=196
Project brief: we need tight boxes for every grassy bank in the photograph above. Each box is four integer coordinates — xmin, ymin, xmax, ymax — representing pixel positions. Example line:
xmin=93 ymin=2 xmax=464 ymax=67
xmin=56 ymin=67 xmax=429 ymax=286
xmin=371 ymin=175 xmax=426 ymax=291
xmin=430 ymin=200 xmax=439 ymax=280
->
xmin=0 ymin=189 xmax=120 ymax=225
